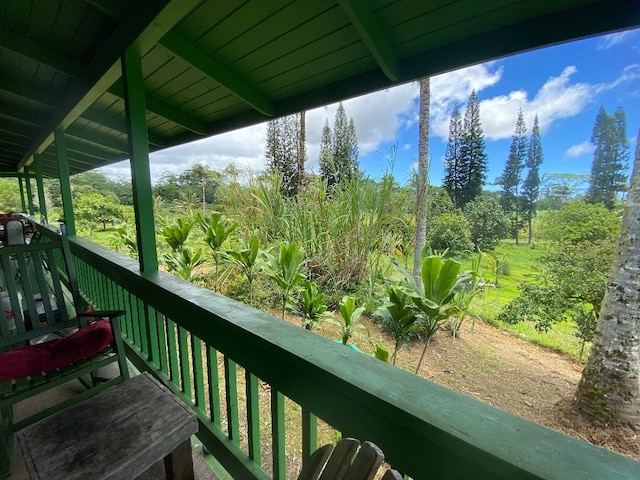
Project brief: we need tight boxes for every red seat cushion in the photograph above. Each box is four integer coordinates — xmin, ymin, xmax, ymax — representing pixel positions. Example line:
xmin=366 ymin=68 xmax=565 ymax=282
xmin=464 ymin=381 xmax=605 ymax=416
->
xmin=0 ymin=320 xmax=113 ymax=381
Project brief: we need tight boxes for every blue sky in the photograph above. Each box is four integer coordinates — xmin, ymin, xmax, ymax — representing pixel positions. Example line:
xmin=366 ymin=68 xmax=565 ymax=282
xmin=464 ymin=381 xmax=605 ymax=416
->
xmin=100 ymin=29 xmax=640 ymax=191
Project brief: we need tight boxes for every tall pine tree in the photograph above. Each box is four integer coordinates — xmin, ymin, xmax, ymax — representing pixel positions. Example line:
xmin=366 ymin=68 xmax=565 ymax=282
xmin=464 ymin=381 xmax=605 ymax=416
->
xmin=458 ymin=90 xmax=488 ymax=208
xmin=499 ymin=108 xmax=527 ymax=244
xmin=521 ymin=115 xmax=543 ymax=244
xmin=442 ymin=104 xmax=464 ymax=208
xmin=265 ymin=115 xmax=301 ymax=197
xmin=319 ymin=103 xmax=359 ymax=188
xmin=586 ymin=106 xmax=629 ymax=209
xmin=319 ymin=119 xmax=335 ymax=186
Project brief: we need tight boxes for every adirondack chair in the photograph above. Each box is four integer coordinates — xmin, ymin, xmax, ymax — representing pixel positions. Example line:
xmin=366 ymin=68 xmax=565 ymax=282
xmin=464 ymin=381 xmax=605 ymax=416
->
xmin=298 ymin=437 xmax=403 ymax=480
xmin=0 ymin=234 xmax=129 ymax=477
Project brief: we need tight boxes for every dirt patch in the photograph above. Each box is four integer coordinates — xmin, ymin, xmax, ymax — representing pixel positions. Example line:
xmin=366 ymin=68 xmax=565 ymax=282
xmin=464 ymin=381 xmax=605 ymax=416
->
xmin=285 ymin=312 xmax=639 ymax=461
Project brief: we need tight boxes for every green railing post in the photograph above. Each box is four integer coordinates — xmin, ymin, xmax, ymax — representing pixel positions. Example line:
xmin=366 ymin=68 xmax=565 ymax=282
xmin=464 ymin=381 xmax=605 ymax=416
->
xmin=33 ymin=158 xmax=48 ymax=222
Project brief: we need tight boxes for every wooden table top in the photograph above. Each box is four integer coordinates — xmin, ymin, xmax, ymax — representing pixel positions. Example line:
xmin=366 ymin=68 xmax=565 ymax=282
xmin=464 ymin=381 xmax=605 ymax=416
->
xmin=17 ymin=373 xmax=198 ymax=480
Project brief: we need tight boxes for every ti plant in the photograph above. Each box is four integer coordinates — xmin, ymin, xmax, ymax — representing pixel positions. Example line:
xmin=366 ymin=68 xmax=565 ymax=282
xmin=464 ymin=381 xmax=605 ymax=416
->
xmin=164 ymin=247 xmax=206 ymax=282
xmin=400 ymin=254 xmax=472 ymax=374
xmin=262 ymin=242 xmax=306 ymax=319
xmin=224 ymin=233 xmax=262 ymax=306
xmin=198 ymin=212 xmax=237 ymax=291
xmin=328 ymin=295 xmax=366 ymax=347
xmin=290 ymin=281 xmax=328 ymax=330
xmin=162 ymin=217 xmax=194 ymax=253
xmin=374 ymin=285 xmax=418 ymax=365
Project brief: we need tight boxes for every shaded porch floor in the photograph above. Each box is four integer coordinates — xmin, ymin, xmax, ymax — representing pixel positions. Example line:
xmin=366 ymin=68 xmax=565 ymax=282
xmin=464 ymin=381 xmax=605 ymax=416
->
xmin=7 ymin=367 xmax=220 ymax=480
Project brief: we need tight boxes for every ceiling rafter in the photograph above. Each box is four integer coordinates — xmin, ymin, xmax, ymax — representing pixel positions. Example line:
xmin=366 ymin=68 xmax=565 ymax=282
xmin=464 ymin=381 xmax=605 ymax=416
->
xmin=80 ymin=109 xmax=168 ymax=147
xmin=159 ymin=31 xmax=275 ymax=117
xmin=107 ymin=81 xmax=207 ymax=135
xmin=65 ymin=126 xmax=129 ymax=154
xmin=0 ymin=28 xmax=84 ymax=79
xmin=0 ymin=110 xmax=42 ymax=127
xmin=338 ymin=0 xmax=399 ymax=81
xmin=0 ymin=78 xmax=58 ymax=107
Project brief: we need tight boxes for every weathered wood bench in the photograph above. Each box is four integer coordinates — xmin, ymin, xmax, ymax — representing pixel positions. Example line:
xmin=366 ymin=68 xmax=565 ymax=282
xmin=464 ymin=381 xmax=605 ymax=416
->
xmin=0 ymin=234 xmax=129 ymax=477
xmin=17 ymin=372 xmax=198 ymax=480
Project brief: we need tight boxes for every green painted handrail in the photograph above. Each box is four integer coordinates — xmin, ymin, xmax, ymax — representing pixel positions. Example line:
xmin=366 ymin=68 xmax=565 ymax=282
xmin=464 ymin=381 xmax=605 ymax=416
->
xmin=47 ymin=226 xmax=640 ymax=480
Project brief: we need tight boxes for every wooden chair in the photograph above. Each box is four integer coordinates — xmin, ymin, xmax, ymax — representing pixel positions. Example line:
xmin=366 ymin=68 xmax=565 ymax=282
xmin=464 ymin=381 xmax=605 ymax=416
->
xmin=298 ymin=437 xmax=403 ymax=480
xmin=0 ymin=235 xmax=129 ymax=478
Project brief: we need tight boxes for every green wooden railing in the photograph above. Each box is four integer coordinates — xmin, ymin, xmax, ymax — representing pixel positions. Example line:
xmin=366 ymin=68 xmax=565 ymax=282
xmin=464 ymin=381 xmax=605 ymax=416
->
xmin=37 ymin=226 xmax=640 ymax=480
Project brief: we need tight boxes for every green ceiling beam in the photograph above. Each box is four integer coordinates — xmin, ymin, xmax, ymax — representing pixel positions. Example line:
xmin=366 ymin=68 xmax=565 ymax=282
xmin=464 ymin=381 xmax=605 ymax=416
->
xmin=0 ymin=28 xmax=84 ymax=79
xmin=65 ymin=125 xmax=129 ymax=154
xmin=80 ymin=109 xmax=167 ymax=147
xmin=160 ymin=31 xmax=275 ymax=116
xmin=0 ymin=78 xmax=58 ymax=107
xmin=0 ymin=110 xmax=42 ymax=126
xmin=338 ymin=0 xmax=399 ymax=82
xmin=108 ymin=81 xmax=207 ymax=135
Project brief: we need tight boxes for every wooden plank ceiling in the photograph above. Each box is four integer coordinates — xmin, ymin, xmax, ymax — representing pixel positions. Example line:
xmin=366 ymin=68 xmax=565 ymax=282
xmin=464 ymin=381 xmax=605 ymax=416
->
xmin=0 ymin=0 xmax=639 ymax=177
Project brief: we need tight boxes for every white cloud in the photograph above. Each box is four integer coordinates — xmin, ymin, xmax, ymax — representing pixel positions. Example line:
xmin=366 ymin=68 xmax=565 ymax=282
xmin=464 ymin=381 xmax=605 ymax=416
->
xmin=597 ymin=30 xmax=637 ymax=50
xmin=565 ymin=141 xmax=594 ymax=158
xmin=430 ymin=63 xmax=504 ymax=138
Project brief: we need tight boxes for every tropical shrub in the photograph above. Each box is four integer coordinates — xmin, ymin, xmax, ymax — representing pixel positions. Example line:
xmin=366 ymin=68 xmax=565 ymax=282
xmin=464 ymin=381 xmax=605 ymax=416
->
xmin=426 ymin=211 xmax=473 ymax=254
xmin=537 ymin=201 xmax=620 ymax=244
xmin=463 ymin=195 xmax=510 ymax=251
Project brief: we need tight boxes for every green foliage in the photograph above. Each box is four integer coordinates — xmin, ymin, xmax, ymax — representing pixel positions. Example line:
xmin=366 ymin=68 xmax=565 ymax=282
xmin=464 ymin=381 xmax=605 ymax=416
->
xmin=374 ymin=284 xmax=419 ymax=364
xmin=398 ymin=254 xmax=472 ymax=373
xmin=537 ymin=201 xmax=620 ymax=244
xmin=74 ymin=193 xmax=125 ymax=230
xmin=154 ymin=164 xmax=218 ymax=206
xmin=262 ymin=242 xmax=306 ymax=319
xmin=457 ymin=90 xmax=488 ymax=208
xmin=109 ymin=226 xmax=138 ymax=257
xmin=328 ymin=295 xmax=366 ymax=345
xmin=162 ymin=217 xmax=194 ymax=253
xmin=427 ymin=211 xmax=473 ymax=254
xmin=0 ymin=178 xmax=22 ymax=212
xmin=521 ymin=115 xmax=544 ymax=242
xmin=224 ymin=233 xmax=262 ymax=306
xmin=320 ymin=103 xmax=359 ymax=188
xmin=198 ymin=211 xmax=237 ymax=291
xmin=497 ymin=238 xmax=614 ymax=358
xmin=290 ymin=281 xmax=328 ymax=330
xmin=586 ymin=106 xmax=629 ymax=210
xmin=463 ymin=195 xmax=509 ymax=251
xmin=265 ymin=115 xmax=302 ymax=197
xmin=164 ymin=246 xmax=206 ymax=282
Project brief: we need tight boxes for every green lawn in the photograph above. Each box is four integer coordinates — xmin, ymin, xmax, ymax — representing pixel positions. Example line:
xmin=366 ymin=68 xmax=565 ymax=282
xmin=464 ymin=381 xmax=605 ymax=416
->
xmin=465 ymin=240 xmax=589 ymax=361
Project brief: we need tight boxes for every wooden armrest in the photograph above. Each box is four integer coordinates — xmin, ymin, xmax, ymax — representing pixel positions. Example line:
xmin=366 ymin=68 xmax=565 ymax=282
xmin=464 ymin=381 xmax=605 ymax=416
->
xmin=77 ymin=310 xmax=126 ymax=319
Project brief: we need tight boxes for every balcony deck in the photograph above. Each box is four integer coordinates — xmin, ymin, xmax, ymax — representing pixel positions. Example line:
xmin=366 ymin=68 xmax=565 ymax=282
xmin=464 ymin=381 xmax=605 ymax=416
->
xmin=7 ymin=367 xmax=221 ymax=480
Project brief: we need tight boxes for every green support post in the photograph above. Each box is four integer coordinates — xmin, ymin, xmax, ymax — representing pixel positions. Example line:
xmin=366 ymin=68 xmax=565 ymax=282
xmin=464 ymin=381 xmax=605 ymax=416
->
xmin=122 ymin=48 xmax=158 ymax=272
xmin=23 ymin=168 xmax=35 ymax=216
xmin=33 ymin=158 xmax=48 ymax=222
xmin=54 ymin=128 xmax=76 ymax=236
xmin=18 ymin=177 xmax=26 ymax=213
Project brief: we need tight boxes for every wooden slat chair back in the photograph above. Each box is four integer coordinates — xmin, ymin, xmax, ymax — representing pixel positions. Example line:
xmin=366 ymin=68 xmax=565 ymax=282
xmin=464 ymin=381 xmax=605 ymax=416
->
xmin=0 ymin=235 xmax=129 ymax=478
xmin=298 ymin=438 xmax=403 ymax=480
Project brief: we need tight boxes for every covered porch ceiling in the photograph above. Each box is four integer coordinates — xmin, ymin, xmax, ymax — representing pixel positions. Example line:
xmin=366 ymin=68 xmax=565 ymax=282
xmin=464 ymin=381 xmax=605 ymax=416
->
xmin=1 ymin=0 xmax=639 ymax=178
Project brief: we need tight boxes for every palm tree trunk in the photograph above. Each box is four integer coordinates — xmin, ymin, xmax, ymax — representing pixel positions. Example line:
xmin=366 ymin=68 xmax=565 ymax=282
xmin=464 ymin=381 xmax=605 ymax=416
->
xmin=576 ymin=128 xmax=640 ymax=427
xmin=413 ymin=77 xmax=430 ymax=291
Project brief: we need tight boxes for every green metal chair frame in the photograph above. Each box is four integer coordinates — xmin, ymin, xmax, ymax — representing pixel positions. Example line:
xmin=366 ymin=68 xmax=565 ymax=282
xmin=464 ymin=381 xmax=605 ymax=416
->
xmin=0 ymin=235 xmax=129 ymax=478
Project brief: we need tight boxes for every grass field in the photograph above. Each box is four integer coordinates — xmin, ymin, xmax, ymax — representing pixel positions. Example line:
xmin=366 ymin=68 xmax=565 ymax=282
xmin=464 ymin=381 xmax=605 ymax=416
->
xmin=466 ymin=240 xmax=590 ymax=360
